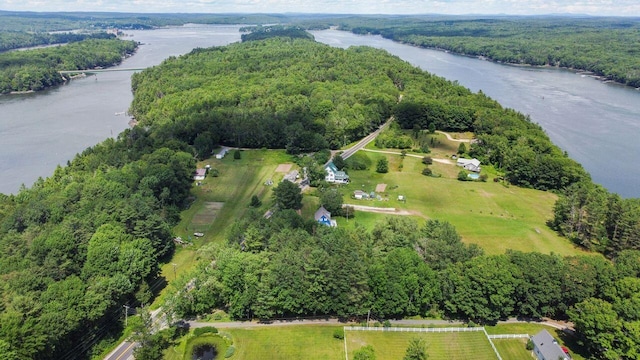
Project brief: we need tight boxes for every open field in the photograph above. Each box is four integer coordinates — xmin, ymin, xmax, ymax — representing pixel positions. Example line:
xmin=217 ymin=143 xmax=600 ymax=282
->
xmin=339 ymin=150 xmax=587 ymax=256
xmin=226 ymin=325 xmax=345 ymax=360
xmin=156 ymin=150 xmax=294 ymax=301
xmin=179 ymin=323 xmax=586 ymax=360
xmin=346 ymin=329 xmax=498 ymax=360
xmin=492 ymin=339 xmax=532 ymax=360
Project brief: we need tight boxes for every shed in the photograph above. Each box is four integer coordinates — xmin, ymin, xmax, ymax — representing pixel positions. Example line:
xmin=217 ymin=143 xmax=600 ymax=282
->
xmin=193 ymin=168 xmax=206 ymax=181
xmin=354 ymin=190 xmax=366 ymax=200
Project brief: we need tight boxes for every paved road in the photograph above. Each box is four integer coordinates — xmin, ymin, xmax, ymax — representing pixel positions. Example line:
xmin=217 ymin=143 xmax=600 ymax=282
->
xmin=104 ymin=341 xmax=136 ymax=360
xmin=335 ymin=118 xmax=393 ymax=161
xmin=104 ymin=308 xmax=165 ymax=360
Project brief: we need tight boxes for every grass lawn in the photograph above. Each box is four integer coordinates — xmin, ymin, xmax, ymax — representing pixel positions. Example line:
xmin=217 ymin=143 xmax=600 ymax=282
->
xmin=226 ymin=325 xmax=345 ymax=360
xmin=154 ymin=150 xmax=295 ymax=303
xmin=492 ymin=339 xmax=531 ymax=360
xmin=485 ymin=323 xmax=586 ymax=360
xmin=341 ymin=151 xmax=587 ymax=256
xmin=346 ymin=330 xmax=498 ymax=360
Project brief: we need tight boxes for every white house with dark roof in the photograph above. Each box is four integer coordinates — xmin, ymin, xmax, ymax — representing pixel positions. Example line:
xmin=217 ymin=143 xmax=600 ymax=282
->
xmin=325 ymin=162 xmax=349 ymax=184
xmin=531 ymin=330 xmax=570 ymax=360
xmin=314 ymin=206 xmax=337 ymax=227
xmin=456 ymin=158 xmax=481 ymax=172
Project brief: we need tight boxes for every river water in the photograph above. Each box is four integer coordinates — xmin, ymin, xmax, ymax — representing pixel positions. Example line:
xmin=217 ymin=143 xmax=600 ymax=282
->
xmin=1 ymin=25 xmax=639 ymax=197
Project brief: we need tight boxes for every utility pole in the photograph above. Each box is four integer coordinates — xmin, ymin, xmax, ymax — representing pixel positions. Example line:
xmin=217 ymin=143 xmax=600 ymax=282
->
xmin=123 ymin=305 xmax=130 ymax=327
xmin=366 ymin=309 xmax=371 ymax=327
xmin=172 ymin=263 xmax=177 ymax=280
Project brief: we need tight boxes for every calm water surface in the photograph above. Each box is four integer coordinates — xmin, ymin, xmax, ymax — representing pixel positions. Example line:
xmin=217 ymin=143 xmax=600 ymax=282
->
xmin=0 ymin=25 xmax=242 ymax=194
xmin=1 ymin=26 xmax=639 ymax=198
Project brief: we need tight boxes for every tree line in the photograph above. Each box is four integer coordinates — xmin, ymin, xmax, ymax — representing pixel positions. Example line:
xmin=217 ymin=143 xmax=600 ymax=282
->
xmin=331 ymin=16 xmax=640 ymax=88
xmin=165 ymin=214 xmax=640 ymax=359
xmin=0 ymin=37 xmax=137 ymax=93
xmin=0 ymin=31 xmax=115 ymax=52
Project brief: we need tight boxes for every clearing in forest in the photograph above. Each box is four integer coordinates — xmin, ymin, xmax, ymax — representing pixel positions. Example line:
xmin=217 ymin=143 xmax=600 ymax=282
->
xmin=189 ymin=202 xmax=224 ymax=232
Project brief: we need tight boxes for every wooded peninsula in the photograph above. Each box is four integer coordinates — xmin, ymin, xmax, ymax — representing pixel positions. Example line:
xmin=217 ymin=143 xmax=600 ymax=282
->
xmin=0 ymin=17 xmax=639 ymax=360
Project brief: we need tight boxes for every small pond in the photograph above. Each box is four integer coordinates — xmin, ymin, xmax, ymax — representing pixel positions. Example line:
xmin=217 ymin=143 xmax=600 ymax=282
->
xmin=468 ymin=173 xmax=480 ymax=180
xmin=192 ymin=344 xmax=218 ymax=360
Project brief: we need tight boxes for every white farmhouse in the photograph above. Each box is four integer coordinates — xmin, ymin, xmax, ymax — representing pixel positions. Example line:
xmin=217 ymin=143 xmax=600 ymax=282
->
xmin=325 ymin=162 xmax=349 ymax=184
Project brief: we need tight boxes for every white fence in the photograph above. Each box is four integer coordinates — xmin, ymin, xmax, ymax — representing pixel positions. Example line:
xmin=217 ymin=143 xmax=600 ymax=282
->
xmin=345 ymin=326 xmax=484 ymax=333
xmin=488 ymin=334 xmax=530 ymax=339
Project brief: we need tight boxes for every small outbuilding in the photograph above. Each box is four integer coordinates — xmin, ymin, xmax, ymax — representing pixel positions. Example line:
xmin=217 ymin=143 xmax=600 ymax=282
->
xmin=193 ymin=168 xmax=206 ymax=181
xmin=354 ymin=190 xmax=367 ymax=200
xmin=215 ymin=147 xmax=229 ymax=159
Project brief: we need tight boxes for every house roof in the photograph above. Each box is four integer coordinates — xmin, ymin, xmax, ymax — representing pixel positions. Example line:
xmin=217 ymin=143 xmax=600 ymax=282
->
xmin=195 ymin=169 xmax=206 ymax=176
xmin=457 ymin=158 xmax=481 ymax=167
xmin=354 ymin=190 xmax=366 ymax=195
xmin=531 ymin=330 xmax=569 ymax=360
xmin=326 ymin=162 xmax=338 ymax=173
xmin=314 ymin=206 xmax=331 ymax=222
xmin=335 ymin=171 xmax=349 ymax=180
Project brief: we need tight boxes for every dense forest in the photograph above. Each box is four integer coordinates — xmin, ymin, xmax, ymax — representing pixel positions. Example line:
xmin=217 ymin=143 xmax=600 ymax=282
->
xmin=0 ymin=127 xmax=196 ymax=359
xmin=327 ymin=17 xmax=640 ymax=88
xmin=0 ymin=31 xmax=117 ymax=52
xmin=0 ymin=37 xmax=137 ymax=93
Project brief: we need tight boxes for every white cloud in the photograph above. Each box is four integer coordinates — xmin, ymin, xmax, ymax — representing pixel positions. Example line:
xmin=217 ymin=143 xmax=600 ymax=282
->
xmin=0 ymin=0 xmax=638 ymax=15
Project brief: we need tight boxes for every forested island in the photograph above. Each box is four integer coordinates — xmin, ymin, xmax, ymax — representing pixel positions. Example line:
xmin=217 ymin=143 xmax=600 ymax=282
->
xmin=1 ymin=20 xmax=639 ymax=359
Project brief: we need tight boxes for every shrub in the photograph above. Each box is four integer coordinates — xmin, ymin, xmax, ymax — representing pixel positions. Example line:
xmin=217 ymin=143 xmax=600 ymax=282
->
xmin=314 ymin=149 xmax=331 ymax=164
xmin=225 ymin=345 xmax=236 ymax=358
xmin=333 ymin=328 xmax=344 ymax=340
xmin=383 ymin=320 xmax=392 ymax=328
xmin=526 ymin=339 xmax=534 ymax=351
xmin=376 ymin=158 xmax=389 ymax=173
xmin=250 ymin=195 xmax=262 ymax=207
xmin=193 ymin=326 xmax=218 ymax=336
xmin=458 ymin=170 xmax=469 ymax=181
xmin=422 ymin=167 xmax=432 ymax=176
xmin=421 ymin=156 xmax=432 ymax=165
xmin=479 ymin=174 xmax=488 ymax=182
xmin=233 ymin=149 xmax=241 ymax=159
xmin=210 ymin=168 xmax=220 ymax=177
xmin=420 ymin=143 xmax=431 ymax=153
xmin=354 ymin=345 xmax=376 ymax=360
xmin=457 ymin=143 xmax=467 ymax=155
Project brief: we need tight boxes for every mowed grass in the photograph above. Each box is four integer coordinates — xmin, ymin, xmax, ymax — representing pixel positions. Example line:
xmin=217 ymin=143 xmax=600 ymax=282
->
xmin=342 ymin=151 xmax=587 ymax=256
xmin=226 ymin=325 xmax=345 ymax=360
xmin=485 ymin=323 xmax=586 ymax=360
xmin=156 ymin=149 xmax=294 ymax=303
xmin=346 ymin=330 xmax=497 ymax=360
xmin=492 ymin=339 xmax=531 ymax=360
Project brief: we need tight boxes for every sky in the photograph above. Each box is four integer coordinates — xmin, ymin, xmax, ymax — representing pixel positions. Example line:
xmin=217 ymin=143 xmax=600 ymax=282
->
xmin=0 ymin=0 xmax=639 ymax=16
